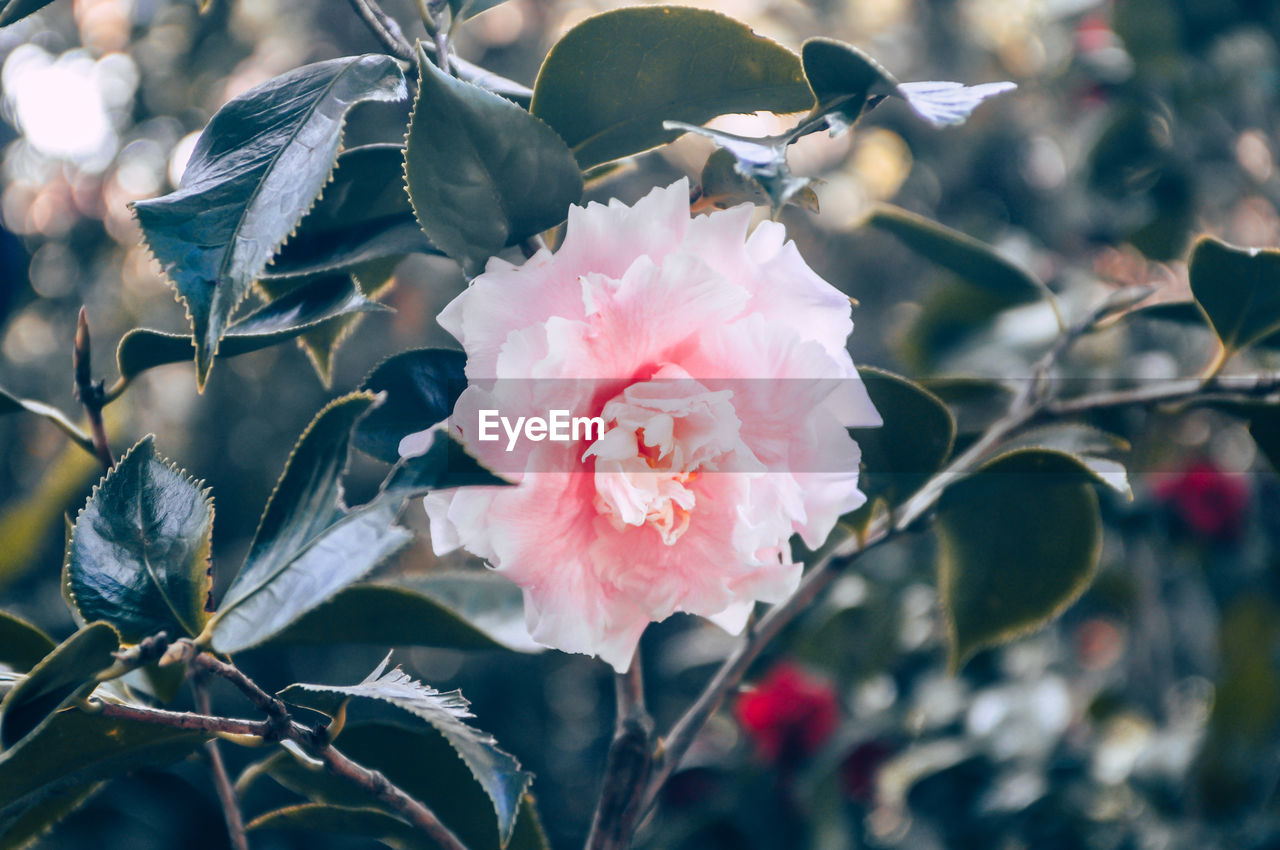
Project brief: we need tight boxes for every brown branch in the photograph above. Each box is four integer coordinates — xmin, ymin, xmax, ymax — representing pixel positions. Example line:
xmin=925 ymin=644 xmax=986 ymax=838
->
xmin=347 ymin=0 xmax=414 ymax=62
xmin=193 ymin=679 xmax=250 ymax=850
xmin=638 ymin=291 xmax=1280 ymax=826
xmin=586 ymin=652 xmax=654 ymax=850
xmin=91 ymin=646 xmax=471 ymax=850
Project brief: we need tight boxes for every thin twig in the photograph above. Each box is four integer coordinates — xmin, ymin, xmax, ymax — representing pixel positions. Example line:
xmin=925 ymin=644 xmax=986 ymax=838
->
xmin=72 ymin=307 xmax=114 ymax=470
xmin=88 ymin=652 xmax=472 ymax=850
xmin=426 ymin=0 xmax=452 ymax=75
xmin=193 ymin=678 xmax=250 ymax=850
xmin=347 ymin=0 xmax=414 ymax=62
xmin=586 ymin=651 xmax=654 ymax=850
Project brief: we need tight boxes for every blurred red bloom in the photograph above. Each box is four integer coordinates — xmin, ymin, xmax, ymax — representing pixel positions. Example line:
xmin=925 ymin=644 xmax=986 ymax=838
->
xmin=734 ymin=662 xmax=840 ymax=764
xmin=1154 ymin=460 xmax=1250 ymax=541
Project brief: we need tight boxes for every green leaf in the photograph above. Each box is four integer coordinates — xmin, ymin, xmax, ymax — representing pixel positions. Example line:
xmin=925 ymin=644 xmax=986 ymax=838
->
xmin=1188 ymin=237 xmax=1280 ymax=360
xmin=1126 ymin=299 xmax=1280 ymax=351
xmin=865 ymin=205 xmax=1047 ymax=305
xmin=355 ymin=349 xmax=468 ymax=463
xmin=383 ymin=431 xmax=510 ymax=498
xmin=0 ymin=612 xmax=55 ymax=673
xmin=116 ymin=274 xmax=391 ymax=384
xmin=263 ymin=144 xmax=436 ymax=282
xmin=256 ymin=268 xmax=397 ymax=387
xmin=208 ymin=394 xmax=412 ymax=654
xmin=64 ymin=437 xmax=213 ymax=644
xmin=240 ymin=733 xmax=548 ymax=850
xmin=801 ymin=39 xmax=1015 ymax=131
xmin=530 ymin=6 xmax=812 ymax=169
xmin=849 ymin=367 xmax=955 ymax=507
xmin=936 ymin=449 xmax=1103 ymax=670
xmin=920 ymin=378 xmax=1013 ymax=436
xmin=264 ymin=571 xmax=541 ymax=653
xmin=132 ymin=55 xmax=406 ymax=386
xmin=248 ymin=803 xmax=435 ymax=849
xmin=0 ymin=782 xmax=102 ymax=850
xmin=0 ymin=0 xmax=54 ymax=27
xmin=993 ymin=424 xmax=1132 ymax=498
xmin=405 ymin=46 xmax=583 ymax=276
xmin=0 ymin=622 xmax=118 ymax=749
xmin=0 ymin=706 xmax=208 ymax=843
xmin=280 ymin=656 xmax=531 ymax=846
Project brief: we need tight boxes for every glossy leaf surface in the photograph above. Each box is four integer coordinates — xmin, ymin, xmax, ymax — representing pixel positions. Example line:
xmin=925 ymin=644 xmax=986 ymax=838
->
xmin=64 ymin=438 xmax=213 ymax=643
xmin=0 ymin=622 xmax=117 ymax=749
xmin=133 ymin=55 xmax=406 ymax=385
xmin=405 ymin=47 xmax=583 ymax=275
xmin=1188 ymin=236 xmax=1280 ymax=358
xmin=354 ymin=348 xmax=467 ymax=463
xmin=208 ymin=394 xmax=411 ymax=653
xmin=116 ymin=274 xmax=391 ymax=383
xmin=280 ymin=656 xmax=531 ymax=846
xmin=936 ymin=449 xmax=1103 ymax=670
xmin=265 ymin=571 xmax=541 ymax=653
xmin=531 ymin=6 xmax=811 ymax=169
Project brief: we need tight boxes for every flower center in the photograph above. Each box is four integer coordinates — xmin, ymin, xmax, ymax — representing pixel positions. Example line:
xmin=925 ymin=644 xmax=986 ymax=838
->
xmin=583 ymin=370 xmax=741 ymax=545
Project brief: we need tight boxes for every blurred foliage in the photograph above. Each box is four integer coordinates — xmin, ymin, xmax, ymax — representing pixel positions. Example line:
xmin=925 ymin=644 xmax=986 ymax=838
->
xmin=1 ymin=0 xmax=1280 ymax=848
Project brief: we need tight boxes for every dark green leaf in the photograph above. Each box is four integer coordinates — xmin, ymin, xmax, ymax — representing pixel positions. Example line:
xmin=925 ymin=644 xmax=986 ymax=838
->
xmin=263 ymin=144 xmax=436 ymax=282
xmin=0 ymin=387 xmax=92 ymax=455
xmin=383 ymin=431 xmax=510 ymax=498
xmin=64 ymin=437 xmax=213 ymax=643
xmin=850 ymin=367 xmax=955 ymax=506
xmin=0 ymin=706 xmax=208 ymax=840
xmin=0 ymin=612 xmax=55 ymax=673
xmin=0 ymin=782 xmax=102 ymax=850
xmin=132 ymin=55 xmax=406 ymax=386
xmin=1126 ymin=299 xmax=1280 ymax=351
xmin=801 ymin=39 xmax=1015 ymax=131
xmin=865 ymin=205 xmax=1047 ymax=304
xmin=240 ymin=733 xmax=548 ymax=850
xmin=208 ymin=394 xmax=411 ymax=653
xmin=992 ymin=424 xmax=1132 ymax=498
xmin=1188 ymin=237 xmax=1280 ymax=359
xmin=116 ymin=274 xmax=391 ymax=383
xmin=405 ymin=46 xmax=583 ymax=276
xmin=936 ymin=449 xmax=1103 ymax=670
xmin=0 ymin=0 xmax=54 ymax=27
xmin=530 ymin=6 xmax=812 ymax=169
xmin=920 ymin=378 xmax=1013 ymax=435
xmin=280 ymin=656 xmax=531 ymax=846
xmin=0 ymin=622 xmax=118 ymax=749
xmin=248 ymin=803 xmax=434 ymax=849
xmin=265 ymin=571 xmax=541 ymax=653
xmin=355 ymin=349 xmax=468 ymax=463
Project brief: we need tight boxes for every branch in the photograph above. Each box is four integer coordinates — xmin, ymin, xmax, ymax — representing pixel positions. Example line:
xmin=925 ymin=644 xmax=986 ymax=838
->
xmin=347 ymin=0 xmax=414 ymax=62
xmin=72 ymin=307 xmax=114 ymax=470
xmin=586 ymin=651 xmax=654 ymax=850
xmin=192 ymin=679 xmax=250 ymax=850
xmin=91 ymin=641 xmax=471 ymax=850
xmin=639 ymin=290 xmax=1280 ymax=821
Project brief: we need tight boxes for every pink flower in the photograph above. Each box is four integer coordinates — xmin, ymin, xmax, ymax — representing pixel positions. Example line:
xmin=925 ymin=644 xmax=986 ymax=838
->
xmin=734 ymin=662 xmax=841 ymax=764
xmin=1154 ymin=459 xmax=1250 ymax=542
xmin=405 ymin=180 xmax=880 ymax=672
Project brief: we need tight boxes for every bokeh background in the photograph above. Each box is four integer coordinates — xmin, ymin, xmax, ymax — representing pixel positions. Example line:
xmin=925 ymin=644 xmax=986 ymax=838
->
xmin=3 ymin=0 xmax=1280 ymax=847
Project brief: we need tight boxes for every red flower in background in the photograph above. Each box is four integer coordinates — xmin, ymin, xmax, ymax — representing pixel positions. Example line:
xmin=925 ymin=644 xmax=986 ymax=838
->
xmin=734 ymin=662 xmax=840 ymax=765
xmin=1154 ymin=460 xmax=1250 ymax=541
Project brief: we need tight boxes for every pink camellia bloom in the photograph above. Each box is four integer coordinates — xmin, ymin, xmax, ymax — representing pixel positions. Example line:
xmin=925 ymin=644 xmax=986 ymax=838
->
xmin=403 ymin=179 xmax=881 ymax=672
